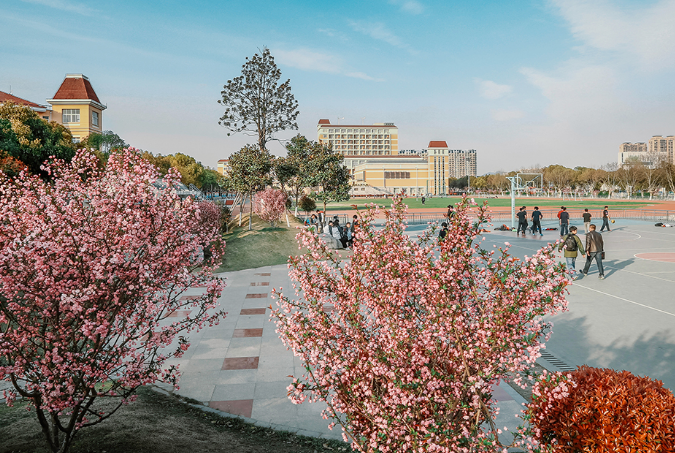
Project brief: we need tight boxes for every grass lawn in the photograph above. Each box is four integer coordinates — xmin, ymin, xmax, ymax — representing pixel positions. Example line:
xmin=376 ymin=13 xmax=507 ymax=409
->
xmin=323 ymin=197 xmax=654 ymax=211
xmin=0 ymin=386 xmax=350 ymax=453
xmin=217 ymin=213 xmax=306 ymax=272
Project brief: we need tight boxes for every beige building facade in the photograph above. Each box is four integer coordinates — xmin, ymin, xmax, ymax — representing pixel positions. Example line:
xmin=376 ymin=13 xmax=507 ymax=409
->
xmin=316 ymin=117 xmax=479 ymax=196
xmin=317 ymin=119 xmax=399 ymax=157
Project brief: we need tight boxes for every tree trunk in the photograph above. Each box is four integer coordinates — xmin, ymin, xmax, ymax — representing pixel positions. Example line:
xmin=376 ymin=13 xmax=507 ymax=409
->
xmin=249 ymin=191 xmax=253 ymax=231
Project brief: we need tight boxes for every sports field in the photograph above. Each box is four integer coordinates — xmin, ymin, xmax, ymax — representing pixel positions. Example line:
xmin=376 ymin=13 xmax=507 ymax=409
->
xmin=324 ymin=197 xmax=653 ymax=212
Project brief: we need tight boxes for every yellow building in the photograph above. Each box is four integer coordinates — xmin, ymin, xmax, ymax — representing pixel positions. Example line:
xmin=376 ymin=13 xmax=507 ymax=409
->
xmin=217 ymin=159 xmax=231 ymax=175
xmin=352 ymin=156 xmax=431 ymax=196
xmin=47 ymin=74 xmax=106 ymax=143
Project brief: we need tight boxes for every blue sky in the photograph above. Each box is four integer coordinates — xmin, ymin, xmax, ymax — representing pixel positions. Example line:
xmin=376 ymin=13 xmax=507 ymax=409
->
xmin=2 ymin=0 xmax=674 ymax=173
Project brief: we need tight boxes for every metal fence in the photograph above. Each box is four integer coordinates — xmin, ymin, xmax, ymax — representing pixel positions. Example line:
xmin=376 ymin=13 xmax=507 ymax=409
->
xmin=301 ymin=209 xmax=675 ymax=228
xmin=487 ymin=209 xmax=675 ymax=222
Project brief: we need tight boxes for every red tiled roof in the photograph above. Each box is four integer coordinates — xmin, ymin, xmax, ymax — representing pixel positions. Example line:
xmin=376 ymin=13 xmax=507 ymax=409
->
xmin=52 ymin=76 xmax=101 ymax=103
xmin=318 ymin=119 xmax=331 ymax=124
xmin=218 ymin=159 xmax=229 ymax=163
xmin=0 ymin=91 xmax=44 ymax=108
xmin=428 ymin=141 xmax=448 ymax=148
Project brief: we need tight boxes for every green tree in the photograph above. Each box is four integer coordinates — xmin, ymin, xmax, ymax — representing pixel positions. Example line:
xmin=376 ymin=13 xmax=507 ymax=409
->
xmin=228 ymin=144 xmax=273 ymax=230
xmin=199 ymin=168 xmax=224 ymax=194
xmin=305 ymin=143 xmax=351 ymax=213
xmin=218 ymin=47 xmax=299 ymax=151
xmin=275 ymin=135 xmax=315 ymax=215
xmin=0 ymin=102 xmax=77 ymax=177
xmin=81 ymin=130 xmax=127 ymax=154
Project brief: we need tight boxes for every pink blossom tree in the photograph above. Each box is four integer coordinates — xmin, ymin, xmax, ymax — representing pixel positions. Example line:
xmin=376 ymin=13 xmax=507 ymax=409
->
xmin=0 ymin=149 xmax=226 ymax=453
xmin=253 ymin=187 xmax=287 ymax=227
xmin=271 ymin=196 xmax=570 ymax=452
xmin=197 ymin=200 xmax=225 ymax=234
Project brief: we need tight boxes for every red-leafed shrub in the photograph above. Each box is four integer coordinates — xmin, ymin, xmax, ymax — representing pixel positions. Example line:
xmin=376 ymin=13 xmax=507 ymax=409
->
xmin=526 ymin=366 xmax=675 ymax=452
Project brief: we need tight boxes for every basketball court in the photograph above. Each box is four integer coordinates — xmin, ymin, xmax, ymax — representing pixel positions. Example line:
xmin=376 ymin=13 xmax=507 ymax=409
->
xmin=483 ymin=219 xmax=675 ymax=391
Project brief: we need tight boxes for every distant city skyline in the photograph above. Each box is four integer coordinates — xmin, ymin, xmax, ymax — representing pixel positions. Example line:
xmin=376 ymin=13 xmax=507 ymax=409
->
xmin=2 ymin=0 xmax=674 ymax=174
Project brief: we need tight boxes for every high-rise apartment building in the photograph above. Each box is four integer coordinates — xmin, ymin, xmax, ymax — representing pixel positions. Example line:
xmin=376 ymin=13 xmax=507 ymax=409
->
xmin=649 ymin=136 xmax=675 ymax=164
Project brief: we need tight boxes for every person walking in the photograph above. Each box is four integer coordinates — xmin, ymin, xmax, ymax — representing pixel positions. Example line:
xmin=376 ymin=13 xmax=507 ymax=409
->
xmin=600 ymin=206 xmax=611 ymax=232
xmin=558 ymin=226 xmax=585 ymax=280
xmin=421 ymin=195 xmax=426 ymax=205
xmin=559 ymin=207 xmax=570 ymax=237
xmin=582 ymin=224 xmax=605 ymax=279
xmin=516 ymin=206 xmax=528 ymax=236
xmin=446 ymin=204 xmax=455 ymax=219
xmin=582 ymin=208 xmax=592 ymax=234
xmin=531 ymin=206 xmax=543 ymax=236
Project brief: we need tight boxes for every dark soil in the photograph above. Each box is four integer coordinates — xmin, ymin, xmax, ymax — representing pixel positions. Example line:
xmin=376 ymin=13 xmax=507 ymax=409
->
xmin=0 ymin=386 xmax=352 ymax=453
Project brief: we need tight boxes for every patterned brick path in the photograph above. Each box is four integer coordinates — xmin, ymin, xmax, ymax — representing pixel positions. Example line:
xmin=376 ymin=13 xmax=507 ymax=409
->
xmin=156 ymin=265 xmax=526 ymax=441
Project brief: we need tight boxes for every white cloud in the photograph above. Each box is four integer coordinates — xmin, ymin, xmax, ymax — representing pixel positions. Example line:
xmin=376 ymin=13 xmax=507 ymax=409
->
xmin=348 ymin=20 xmax=417 ymax=55
xmin=275 ymin=48 xmax=342 ymax=74
xmin=21 ymin=0 xmax=95 ymax=16
xmin=548 ymin=0 xmax=675 ymax=68
xmin=317 ymin=28 xmax=349 ymax=42
xmin=491 ymin=109 xmax=524 ymax=121
xmin=389 ymin=0 xmax=425 ymax=15
xmin=345 ymin=72 xmax=385 ymax=82
xmin=275 ymin=48 xmax=384 ymax=82
xmin=476 ymin=79 xmax=513 ymax=100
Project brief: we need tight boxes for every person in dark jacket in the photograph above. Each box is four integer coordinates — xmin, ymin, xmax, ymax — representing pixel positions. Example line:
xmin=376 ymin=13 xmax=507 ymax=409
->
xmin=582 ymin=209 xmax=592 ymax=234
xmin=582 ymin=224 xmax=605 ymax=279
xmin=600 ymin=206 xmax=611 ymax=232
xmin=438 ymin=222 xmax=448 ymax=241
xmin=531 ymin=206 xmax=543 ymax=236
xmin=559 ymin=207 xmax=570 ymax=237
xmin=516 ymin=206 xmax=528 ymax=236
xmin=558 ymin=226 xmax=585 ymax=279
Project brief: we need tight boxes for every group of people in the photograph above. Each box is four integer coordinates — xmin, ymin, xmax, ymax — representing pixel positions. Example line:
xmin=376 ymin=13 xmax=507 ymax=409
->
xmin=515 ymin=205 xmax=612 ymax=281
xmin=305 ymin=213 xmax=358 ymax=250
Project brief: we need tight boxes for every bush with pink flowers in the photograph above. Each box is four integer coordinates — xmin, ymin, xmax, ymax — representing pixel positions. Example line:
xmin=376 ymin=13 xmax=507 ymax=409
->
xmin=0 ymin=148 xmax=226 ymax=453
xmin=272 ymin=196 xmax=570 ymax=452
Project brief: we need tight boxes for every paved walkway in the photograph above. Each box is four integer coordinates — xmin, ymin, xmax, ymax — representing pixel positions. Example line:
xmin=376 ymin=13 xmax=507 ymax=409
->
xmin=158 ymin=264 xmax=528 ymax=444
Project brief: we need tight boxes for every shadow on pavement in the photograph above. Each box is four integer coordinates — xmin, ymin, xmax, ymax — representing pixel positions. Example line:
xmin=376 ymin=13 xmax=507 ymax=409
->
xmin=546 ymin=313 xmax=675 ymax=392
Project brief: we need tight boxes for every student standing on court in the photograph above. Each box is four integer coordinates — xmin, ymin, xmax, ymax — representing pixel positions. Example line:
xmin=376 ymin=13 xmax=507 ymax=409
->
xmin=558 ymin=225 xmax=585 ymax=280
xmin=516 ymin=206 xmax=528 ymax=236
xmin=559 ymin=206 xmax=570 ymax=237
xmin=531 ymin=206 xmax=543 ymax=236
xmin=582 ymin=224 xmax=605 ymax=279
xmin=600 ymin=206 xmax=611 ymax=232
xmin=582 ymin=208 xmax=592 ymax=234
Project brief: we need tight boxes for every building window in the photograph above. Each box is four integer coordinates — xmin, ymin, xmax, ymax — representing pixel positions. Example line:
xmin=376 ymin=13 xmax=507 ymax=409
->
xmin=62 ymin=109 xmax=80 ymax=123
xmin=72 ymin=136 xmax=80 ymax=143
xmin=92 ymin=111 xmax=99 ymax=127
xmin=43 ymin=116 xmax=49 ymax=120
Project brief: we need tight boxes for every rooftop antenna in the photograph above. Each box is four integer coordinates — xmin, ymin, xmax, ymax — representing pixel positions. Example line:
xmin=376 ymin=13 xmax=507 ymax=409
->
xmin=9 ymin=85 xmax=12 ymax=95
xmin=337 ymin=117 xmax=344 ymax=125
xmin=361 ymin=117 xmax=366 ymax=125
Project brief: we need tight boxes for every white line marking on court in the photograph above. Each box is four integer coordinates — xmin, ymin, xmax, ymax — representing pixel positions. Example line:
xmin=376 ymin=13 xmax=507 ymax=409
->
xmin=605 ymin=267 xmax=675 ymax=283
xmin=575 ymin=284 xmax=675 ymax=318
